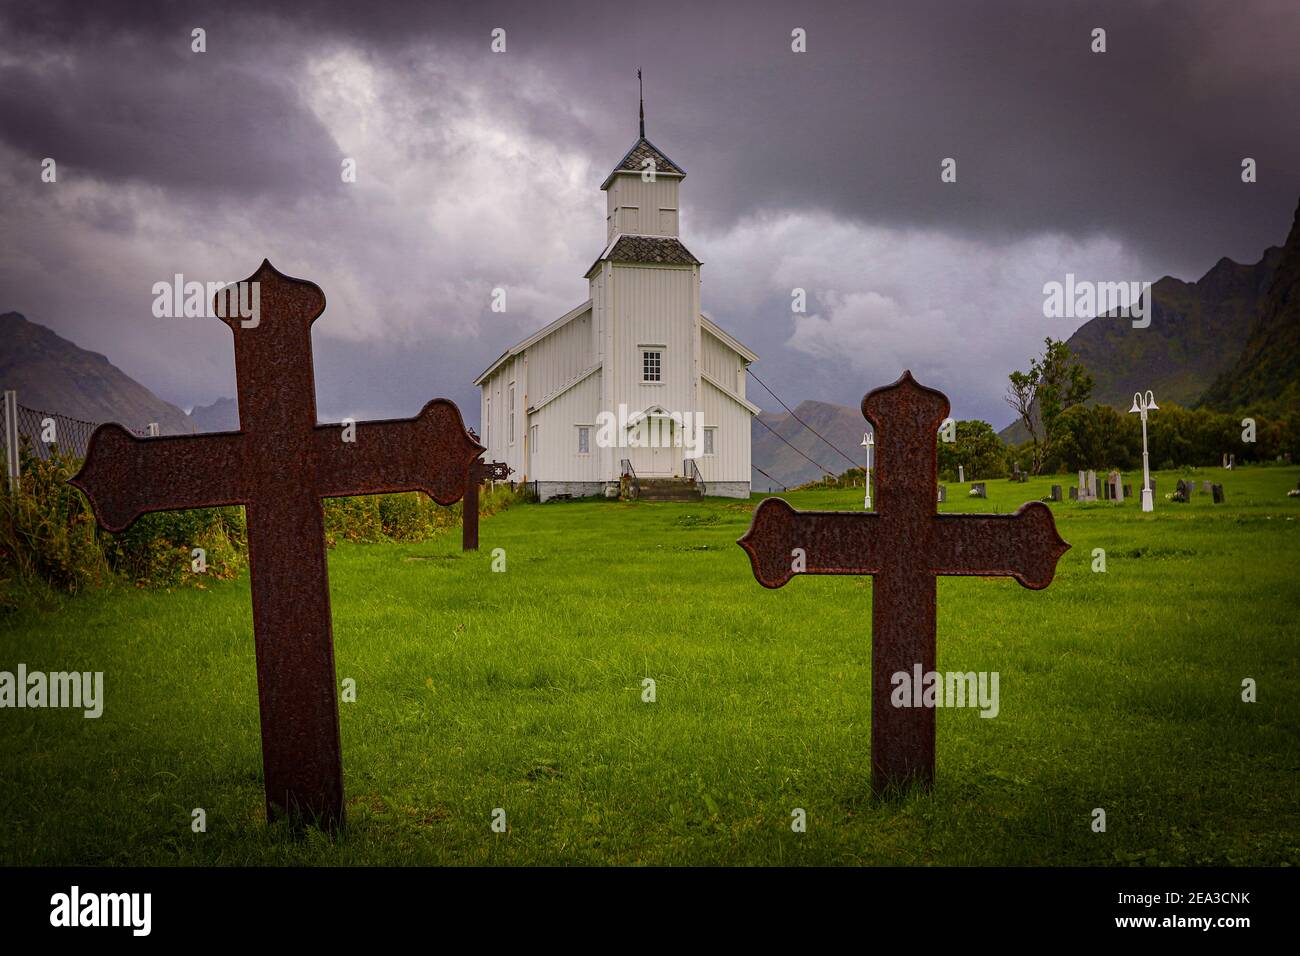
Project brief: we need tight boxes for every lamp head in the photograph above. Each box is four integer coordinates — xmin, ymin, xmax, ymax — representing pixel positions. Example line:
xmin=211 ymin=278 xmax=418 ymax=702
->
xmin=1144 ymin=390 xmax=1158 ymax=411
xmin=1129 ymin=392 xmax=1142 ymax=414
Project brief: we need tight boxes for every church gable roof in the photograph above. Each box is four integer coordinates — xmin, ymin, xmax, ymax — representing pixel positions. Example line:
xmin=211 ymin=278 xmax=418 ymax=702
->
xmin=473 ymin=299 xmax=592 ymax=385
xmin=600 ymin=137 xmax=685 ymax=189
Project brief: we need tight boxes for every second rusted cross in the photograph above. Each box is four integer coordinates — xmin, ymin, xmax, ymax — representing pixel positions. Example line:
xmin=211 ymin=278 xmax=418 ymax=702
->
xmin=738 ymin=370 xmax=1069 ymax=794
xmin=462 ymin=448 xmax=512 ymax=551
xmin=71 ymin=261 xmax=482 ymax=829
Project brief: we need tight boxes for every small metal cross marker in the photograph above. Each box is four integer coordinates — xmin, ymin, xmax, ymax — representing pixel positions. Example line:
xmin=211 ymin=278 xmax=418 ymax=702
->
xmin=738 ymin=371 xmax=1069 ymax=793
xmin=462 ymin=443 xmax=512 ymax=551
xmin=70 ymin=261 xmax=482 ymax=829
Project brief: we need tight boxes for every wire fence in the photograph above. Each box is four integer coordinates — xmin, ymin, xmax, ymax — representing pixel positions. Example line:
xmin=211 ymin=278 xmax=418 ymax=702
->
xmin=3 ymin=390 xmax=153 ymax=492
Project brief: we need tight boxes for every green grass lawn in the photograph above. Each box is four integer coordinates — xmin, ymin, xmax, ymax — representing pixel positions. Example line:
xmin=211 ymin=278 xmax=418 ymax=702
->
xmin=2 ymin=467 xmax=1298 ymax=865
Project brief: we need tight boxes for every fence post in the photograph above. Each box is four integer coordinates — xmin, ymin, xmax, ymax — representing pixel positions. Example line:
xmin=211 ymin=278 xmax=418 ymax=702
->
xmin=3 ymin=390 xmax=18 ymax=497
xmin=146 ymin=422 xmax=160 ymax=437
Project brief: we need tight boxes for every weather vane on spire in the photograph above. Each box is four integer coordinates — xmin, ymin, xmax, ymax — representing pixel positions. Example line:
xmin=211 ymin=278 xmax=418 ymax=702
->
xmin=638 ymin=68 xmax=645 ymax=138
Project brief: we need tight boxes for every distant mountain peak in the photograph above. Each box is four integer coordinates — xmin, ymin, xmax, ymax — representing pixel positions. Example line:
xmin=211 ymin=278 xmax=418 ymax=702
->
xmin=0 ymin=312 xmax=195 ymax=435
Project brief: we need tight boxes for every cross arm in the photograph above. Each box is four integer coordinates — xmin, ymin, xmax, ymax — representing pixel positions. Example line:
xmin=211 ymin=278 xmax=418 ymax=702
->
xmin=738 ymin=497 xmax=883 ymax=589
xmin=312 ymin=399 xmax=484 ymax=506
xmin=69 ymin=424 xmax=252 ymax=532
xmin=931 ymin=502 xmax=1070 ymax=589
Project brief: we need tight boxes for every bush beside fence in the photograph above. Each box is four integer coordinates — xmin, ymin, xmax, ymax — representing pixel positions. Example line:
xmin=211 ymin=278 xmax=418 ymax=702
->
xmin=1 ymin=438 xmax=524 ymax=611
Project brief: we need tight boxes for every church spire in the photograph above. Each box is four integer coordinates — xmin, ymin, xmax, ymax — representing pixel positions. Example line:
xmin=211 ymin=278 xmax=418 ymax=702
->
xmin=638 ymin=68 xmax=645 ymax=139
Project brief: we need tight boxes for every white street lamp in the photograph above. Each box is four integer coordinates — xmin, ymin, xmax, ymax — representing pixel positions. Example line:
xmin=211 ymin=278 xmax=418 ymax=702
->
xmin=861 ymin=431 xmax=875 ymax=510
xmin=1129 ymin=390 xmax=1159 ymax=513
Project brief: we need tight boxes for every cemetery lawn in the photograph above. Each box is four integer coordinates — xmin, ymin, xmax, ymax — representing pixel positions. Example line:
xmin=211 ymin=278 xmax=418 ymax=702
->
xmin=2 ymin=467 xmax=1298 ymax=867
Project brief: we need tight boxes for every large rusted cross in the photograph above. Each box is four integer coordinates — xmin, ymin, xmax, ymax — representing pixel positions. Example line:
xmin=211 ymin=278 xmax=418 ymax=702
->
xmin=70 ymin=261 xmax=481 ymax=829
xmin=738 ymin=371 xmax=1069 ymax=793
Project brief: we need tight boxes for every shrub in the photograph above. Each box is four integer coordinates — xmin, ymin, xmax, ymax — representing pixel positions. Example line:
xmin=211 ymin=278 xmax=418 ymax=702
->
xmin=2 ymin=454 xmax=525 ymax=610
xmin=0 ymin=445 xmax=109 ymax=603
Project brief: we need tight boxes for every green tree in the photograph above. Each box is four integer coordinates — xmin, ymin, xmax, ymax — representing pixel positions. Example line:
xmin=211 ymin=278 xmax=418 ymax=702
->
xmin=938 ymin=420 xmax=1009 ymax=481
xmin=1005 ymin=337 xmax=1094 ymax=474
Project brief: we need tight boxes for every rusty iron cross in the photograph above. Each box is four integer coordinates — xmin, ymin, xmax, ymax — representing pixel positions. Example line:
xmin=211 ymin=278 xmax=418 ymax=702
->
xmin=462 ymin=445 xmax=512 ymax=552
xmin=70 ymin=261 xmax=482 ymax=829
xmin=738 ymin=371 xmax=1069 ymax=793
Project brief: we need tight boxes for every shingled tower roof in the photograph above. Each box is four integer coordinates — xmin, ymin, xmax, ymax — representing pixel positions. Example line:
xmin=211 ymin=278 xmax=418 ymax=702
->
xmin=600 ymin=137 xmax=686 ymax=190
xmin=585 ymin=235 xmax=700 ymax=277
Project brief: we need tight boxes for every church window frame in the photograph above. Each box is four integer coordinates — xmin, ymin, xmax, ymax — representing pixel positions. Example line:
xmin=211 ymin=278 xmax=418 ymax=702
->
xmin=641 ymin=346 xmax=664 ymax=384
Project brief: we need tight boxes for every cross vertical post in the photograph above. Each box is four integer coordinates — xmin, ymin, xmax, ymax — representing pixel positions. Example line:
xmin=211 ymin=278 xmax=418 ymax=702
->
xmin=463 ymin=457 xmax=511 ymax=551
xmin=738 ymin=371 xmax=1069 ymax=793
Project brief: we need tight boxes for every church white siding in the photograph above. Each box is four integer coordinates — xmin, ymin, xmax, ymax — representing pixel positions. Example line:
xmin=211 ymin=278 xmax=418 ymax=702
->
xmin=474 ymin=126 xmax=757 ymax=499
xmin=606 ymin=176 xmax=681 ymax=241
xmin=526 ymin=307 xmax=594 ymax=407
xmin=699 ymin=375 xmax=753 ymax=485
xmin=607 ymin=264 xmax=696 ymax=447
xmin=528 ymin=370 xmax=602 ymax=484
xmin=702 ymin=328 xmax=744 ymax=395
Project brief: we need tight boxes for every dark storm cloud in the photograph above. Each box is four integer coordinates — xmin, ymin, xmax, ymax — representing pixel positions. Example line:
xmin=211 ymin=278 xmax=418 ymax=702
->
xmin=6 ymin=0 xmax=1297 ymax=267
xmin=2 ymin=0 xmax=1298 ymax=429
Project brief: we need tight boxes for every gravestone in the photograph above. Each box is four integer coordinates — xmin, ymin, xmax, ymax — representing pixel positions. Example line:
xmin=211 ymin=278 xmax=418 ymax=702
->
xmin=1212 ymin=483 xmax=1225 ymax=504
xmin=1086 ymin=470 xmax=1099 ymax=501
xmin=1050 ymin=484 xmax=1062 ymax=502
xmin=1076 ymin=471 xmax=1093 ymax=502
xmin=1069 ymin=486 xmax=1078 ymax=501
xmin=1018 ymin=472 xmax=1028 ymax=483
xmin=958 ymin=465 xmax=965 ymax=483
xmin=738 ymin=370 xmax=1069 ymax=792
xmin=1173 ymin=479 xmax=1192 ymax=502
xmin=1108 ymin=471 xmax=1124 ymax=502
xmin=1123 ymin=483 xmax=1132 ymax=499
xmin=1101 ymin=480 xmax=1111 ymax=501
xmin=70 ymin=262 xmax=482 ymax=830
xmin=937 ymin=484 xmax=947 ymax=503
xmin=970 ymin=482 xmax=987 ymax=498
xmin=1202 ymin=480 xmax=1213 ymax=494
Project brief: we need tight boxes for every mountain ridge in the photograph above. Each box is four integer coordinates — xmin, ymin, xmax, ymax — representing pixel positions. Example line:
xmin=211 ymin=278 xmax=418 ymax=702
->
xmin=0 ymin=311 xmax=195 ymax=436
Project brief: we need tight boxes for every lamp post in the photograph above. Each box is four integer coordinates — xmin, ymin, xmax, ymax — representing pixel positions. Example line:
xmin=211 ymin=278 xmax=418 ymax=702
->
xmin=861 ymin=431 xmax=874 ymax=510
xmin=1129 ymin=390 xmax=1159 ymax=513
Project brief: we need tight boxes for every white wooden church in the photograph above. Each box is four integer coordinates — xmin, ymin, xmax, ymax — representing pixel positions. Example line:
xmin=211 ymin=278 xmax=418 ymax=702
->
xmin=474 ymin=103 xmax=759 ymax=501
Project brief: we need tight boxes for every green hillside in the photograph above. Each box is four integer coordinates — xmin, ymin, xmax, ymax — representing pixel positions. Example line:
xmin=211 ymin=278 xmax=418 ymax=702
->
xmin=1199 ymin=198 xmax=1300 ymax=415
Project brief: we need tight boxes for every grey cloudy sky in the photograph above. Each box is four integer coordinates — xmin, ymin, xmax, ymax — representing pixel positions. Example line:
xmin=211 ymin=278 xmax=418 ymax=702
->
xmin=2 ymin=0 xmax=1298 ymax=431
